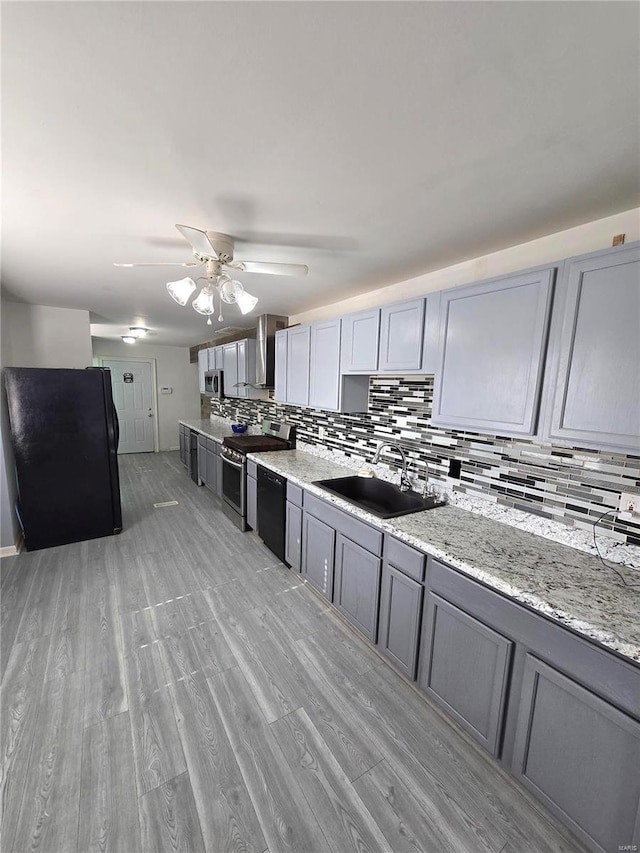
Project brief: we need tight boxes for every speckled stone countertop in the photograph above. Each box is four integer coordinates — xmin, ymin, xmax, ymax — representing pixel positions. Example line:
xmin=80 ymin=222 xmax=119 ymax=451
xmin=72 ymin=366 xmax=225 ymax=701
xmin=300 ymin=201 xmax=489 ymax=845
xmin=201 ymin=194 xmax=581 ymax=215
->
xmin=178 ymin=417 xmax=232 ymax=443
xmin=247 ymin=448 xmax=640 ymax=664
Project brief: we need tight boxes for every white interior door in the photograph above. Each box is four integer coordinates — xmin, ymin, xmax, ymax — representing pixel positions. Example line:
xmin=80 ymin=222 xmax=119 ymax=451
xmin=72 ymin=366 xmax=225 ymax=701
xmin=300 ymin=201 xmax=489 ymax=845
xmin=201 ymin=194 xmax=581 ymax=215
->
xmin=102 ymin=359 xmax=155 ymax=453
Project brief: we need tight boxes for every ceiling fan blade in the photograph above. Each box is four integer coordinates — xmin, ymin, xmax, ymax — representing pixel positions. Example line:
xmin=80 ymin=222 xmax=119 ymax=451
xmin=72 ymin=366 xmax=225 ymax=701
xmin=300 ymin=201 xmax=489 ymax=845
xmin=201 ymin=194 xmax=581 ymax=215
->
xmin=175 ymin=224 xmax=219 ymax=260
xmin=113 ymin=261 xmax=202 ymax=268
xmin=232 ymin=260 xmax=309 ymax=276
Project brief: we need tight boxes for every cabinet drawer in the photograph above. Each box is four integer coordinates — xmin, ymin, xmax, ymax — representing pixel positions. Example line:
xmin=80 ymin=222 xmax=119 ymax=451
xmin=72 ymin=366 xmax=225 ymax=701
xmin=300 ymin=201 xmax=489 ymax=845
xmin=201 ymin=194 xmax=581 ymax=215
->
xmin=383 ymin=535 xmax=425 ymax=582
xmin=287 ymin=482 xmax=303 ymax=507
xmin=303 ymin=492 xmax=382 ymax=556
xmin=206 ymin=437 xmax=220 ymax=454
xmin=247 ymin=459 xmax=257 ymax=478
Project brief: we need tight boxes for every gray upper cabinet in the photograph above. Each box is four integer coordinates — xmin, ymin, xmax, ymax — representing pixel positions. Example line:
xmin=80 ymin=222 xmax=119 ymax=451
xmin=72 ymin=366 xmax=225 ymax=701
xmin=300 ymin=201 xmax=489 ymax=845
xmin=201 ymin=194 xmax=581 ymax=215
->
xmin=379 ymin=298 xmax=425 ymax=372
xmin=286 ymin=325 xmax=311 ymax=407
xmin=512 ymin=655 xmax=640 ymax=853
xmin=418 ymin=592 xmax=513 ymax=755
xmin=377 ymin=561 xmax=423 ymax=680
xmin=341 ymin=308 xmax=381 ymax=373
xmin=309 ymin=319 xmax=342 ymax=411
xmin=432 ymin=267 xmax=555 ymax=436
xmin=274 ymin=328 xmax=287 ymax=403
xmin=333 ymin=533 xmax=381 ymax=642
xmin=197 ymin=349 xmax=208 ymax=394
xmin=542 ymin=243 xmax=640 ymax=453
xmin=420 ymin=291 xmax=441 ymax=374
xmin=309 ymin=318 xmax=369 ymax=413
xmin=222 ymin=342 xmax=239 ymax=397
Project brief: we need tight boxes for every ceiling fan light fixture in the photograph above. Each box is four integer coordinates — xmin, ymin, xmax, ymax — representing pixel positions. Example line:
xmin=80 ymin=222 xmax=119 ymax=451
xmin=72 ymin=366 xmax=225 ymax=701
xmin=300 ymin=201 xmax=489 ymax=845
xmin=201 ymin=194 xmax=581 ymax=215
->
xmin=121 ymin=335 xmax=136 ymax=344
xmin=129 ymin=326 xmax=148 ymax=338
xmin=192 ymin=286 xmax=215 ymax=315
xmin=236 ymin=288 xmax=259 ymax=315
xmin=166 ymin=276 xmax=197 ymax=306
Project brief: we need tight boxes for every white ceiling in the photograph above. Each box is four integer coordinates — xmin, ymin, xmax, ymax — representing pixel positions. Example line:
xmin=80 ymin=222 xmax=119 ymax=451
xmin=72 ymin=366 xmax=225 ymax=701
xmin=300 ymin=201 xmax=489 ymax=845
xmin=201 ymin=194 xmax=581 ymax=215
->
xmin=2 ymin=1 xmax=639 ymax=347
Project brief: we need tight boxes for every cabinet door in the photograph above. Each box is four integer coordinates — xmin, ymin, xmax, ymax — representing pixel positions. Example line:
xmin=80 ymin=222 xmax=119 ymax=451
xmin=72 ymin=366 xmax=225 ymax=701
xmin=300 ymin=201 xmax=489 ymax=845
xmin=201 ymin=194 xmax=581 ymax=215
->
xmin=286 ymin=325 xmax=310 ymax=406
xmin=197 ymin=436 xmax=207 ymax=485
xmin=213 ymin=346 xmax=224 ymax=370
xmin=341 ymin=309 xmax=380 ymax=373
xmin=377 ymin=562 xmax=423 ymax=680
xmin=197 ymin=349 xmax=208 ymax=394
xmin=285 ymin=501 xmax=302 ymax=571
xmin=333 ymin=534 xmax=381 ymax=641
xmin=418 ymin=593 xmax=512 ymax=755
xmin=420 ymin=291 xmax=441 ymax=374
xmin=309 ymin=319 xmax=341 ymax=411
xmin=223 ymin=343 xmax=238 ymax=398
xmin=379 ymin=299 xmax=425 ymax=372
xmin=246 ymin=475 xmax=257 ymax=531
xmin=512 ymin=655 xmax=640 ymax=853
xmin=543 ymin=244 xmax=640 ymax=453
xmin=178 ymin=428 xmax=185 ymax=465
xmin=216 ymin=455 xmax=223 ymax=497
xmin=236 ymin=339 xmax=248 ymax=399
xmin=432 ymin=268 xmax=554 ymax=436
xmin=301 ymin=512 xmax=335 ymax=599
xmin=205 ymin=446 xmax=217 ymax=493
xmin=274 ymin=329 xmax=287 ymax=403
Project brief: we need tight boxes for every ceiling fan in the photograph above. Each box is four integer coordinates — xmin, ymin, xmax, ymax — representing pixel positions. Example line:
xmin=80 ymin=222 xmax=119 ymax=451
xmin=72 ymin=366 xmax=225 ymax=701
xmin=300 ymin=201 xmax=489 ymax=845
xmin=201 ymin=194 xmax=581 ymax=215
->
xmin=115 ymin=224 xmax=309 ymax=324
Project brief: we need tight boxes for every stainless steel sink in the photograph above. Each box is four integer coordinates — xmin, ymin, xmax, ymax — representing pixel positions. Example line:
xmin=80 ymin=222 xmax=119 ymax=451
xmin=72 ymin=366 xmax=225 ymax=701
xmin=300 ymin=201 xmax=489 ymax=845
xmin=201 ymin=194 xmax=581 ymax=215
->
xmin=313 ymin=476 xmax=446 ymax=519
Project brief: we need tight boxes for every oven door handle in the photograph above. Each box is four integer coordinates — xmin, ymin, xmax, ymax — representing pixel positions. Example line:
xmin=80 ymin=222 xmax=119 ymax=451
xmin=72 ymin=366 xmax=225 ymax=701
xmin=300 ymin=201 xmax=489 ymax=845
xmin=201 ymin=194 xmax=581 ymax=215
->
xmin=222 ymin=456 xmax=245 ymax=471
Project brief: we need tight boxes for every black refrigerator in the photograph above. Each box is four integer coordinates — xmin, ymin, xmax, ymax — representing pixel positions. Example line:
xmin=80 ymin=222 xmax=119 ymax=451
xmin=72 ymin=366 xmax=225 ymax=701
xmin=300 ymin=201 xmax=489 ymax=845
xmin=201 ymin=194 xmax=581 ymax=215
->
xmin=4 ymin=367 xmax=122 ymax=551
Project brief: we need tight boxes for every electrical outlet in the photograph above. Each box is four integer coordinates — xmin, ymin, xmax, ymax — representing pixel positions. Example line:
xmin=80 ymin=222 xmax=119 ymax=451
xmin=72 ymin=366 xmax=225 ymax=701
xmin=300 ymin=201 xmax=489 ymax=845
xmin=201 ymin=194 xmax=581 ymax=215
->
xmin=318 ymin=426 xmax=325 ymax=439
xmin=619 ymin=491 xmax=640 ymax=521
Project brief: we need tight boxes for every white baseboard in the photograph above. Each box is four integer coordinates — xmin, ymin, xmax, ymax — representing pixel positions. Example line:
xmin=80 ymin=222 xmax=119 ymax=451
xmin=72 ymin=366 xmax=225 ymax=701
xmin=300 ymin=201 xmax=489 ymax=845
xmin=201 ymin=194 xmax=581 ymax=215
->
xmin=0 ymin=535 xmax=23 ymax=557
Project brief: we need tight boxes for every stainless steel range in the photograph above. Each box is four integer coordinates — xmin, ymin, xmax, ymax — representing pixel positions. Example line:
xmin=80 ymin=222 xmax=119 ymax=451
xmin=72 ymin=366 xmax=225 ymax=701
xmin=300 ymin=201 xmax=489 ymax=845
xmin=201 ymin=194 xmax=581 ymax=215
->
xmin=220 ymin=420 xmax=296 ymax=530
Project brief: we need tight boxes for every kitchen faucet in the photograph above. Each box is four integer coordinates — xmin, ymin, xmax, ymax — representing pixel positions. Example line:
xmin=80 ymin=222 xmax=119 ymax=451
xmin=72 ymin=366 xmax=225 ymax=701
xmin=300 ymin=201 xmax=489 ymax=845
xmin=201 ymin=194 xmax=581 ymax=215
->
xmin=372 ymin=441 xmax=413 ymax=492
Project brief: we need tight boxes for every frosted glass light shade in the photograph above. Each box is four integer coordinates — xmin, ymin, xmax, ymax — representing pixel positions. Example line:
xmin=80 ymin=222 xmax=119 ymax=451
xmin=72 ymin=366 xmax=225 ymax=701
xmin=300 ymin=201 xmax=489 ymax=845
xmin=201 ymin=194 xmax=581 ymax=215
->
xmin=236 ymin=288 xmax=259 ymax=315
xmin=166 ymin=277 xmax=196 ymax=305
xmin=129 ymin=326 xmax=148 ymax=338
xmin=122 ymin=335 xmax=136 ymax=344
xmin=192 ymin=286 xmax=215 ymax=315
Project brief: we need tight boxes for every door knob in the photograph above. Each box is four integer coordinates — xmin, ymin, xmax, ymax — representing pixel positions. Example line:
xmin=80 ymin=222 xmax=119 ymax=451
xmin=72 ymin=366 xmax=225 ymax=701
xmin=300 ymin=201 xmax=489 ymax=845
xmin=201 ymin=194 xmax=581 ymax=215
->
xmin=148 ymin=408 xmax=153 ymax=417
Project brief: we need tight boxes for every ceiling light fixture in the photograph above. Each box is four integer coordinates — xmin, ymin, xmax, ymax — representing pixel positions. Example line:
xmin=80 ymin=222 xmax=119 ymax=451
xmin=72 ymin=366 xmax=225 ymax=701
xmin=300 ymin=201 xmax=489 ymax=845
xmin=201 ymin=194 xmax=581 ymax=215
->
xmin=129 ymin=326 xmax=148 ymax=338
xmin=166 ymin=260 xmax=258 ymax=323
xmin=121 ymin=335 xmax=136 ymax=344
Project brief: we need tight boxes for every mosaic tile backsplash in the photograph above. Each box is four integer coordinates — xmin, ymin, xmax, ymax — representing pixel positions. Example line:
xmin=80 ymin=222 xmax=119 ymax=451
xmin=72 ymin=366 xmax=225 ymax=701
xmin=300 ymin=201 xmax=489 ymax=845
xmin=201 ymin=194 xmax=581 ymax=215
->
xmin=208 ymin=376 xmax=640 ymax=545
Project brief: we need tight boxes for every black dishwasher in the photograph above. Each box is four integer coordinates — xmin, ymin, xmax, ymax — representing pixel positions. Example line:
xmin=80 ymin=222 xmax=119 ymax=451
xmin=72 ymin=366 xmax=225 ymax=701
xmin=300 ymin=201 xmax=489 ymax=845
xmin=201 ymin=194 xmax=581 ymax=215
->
xmin=257 ymin=466 xmax=287 ymax=563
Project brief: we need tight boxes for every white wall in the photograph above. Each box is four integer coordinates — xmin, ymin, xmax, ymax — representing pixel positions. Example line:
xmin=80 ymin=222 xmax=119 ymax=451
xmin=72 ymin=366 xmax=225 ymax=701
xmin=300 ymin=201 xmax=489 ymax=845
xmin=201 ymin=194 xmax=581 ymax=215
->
xmin=1 ymin=302 xmax=92 ymax=368
xmin=91 ymin=339 xmax=199 ymax=451
xmin=290 ymin=207 xmax=640 ymax=324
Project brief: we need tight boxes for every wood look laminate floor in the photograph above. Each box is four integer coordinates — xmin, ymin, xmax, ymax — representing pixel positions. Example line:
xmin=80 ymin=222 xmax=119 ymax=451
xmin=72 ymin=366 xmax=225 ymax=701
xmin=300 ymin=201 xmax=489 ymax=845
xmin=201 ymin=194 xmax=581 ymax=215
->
xmin=0 ymin=451 xmax=587 ymax=853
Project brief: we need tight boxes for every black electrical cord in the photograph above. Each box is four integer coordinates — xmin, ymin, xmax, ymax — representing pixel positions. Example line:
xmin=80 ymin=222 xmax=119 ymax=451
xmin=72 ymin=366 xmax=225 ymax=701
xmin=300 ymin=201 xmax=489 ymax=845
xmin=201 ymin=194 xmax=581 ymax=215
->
xmin=592 ymin=508 xmax=640 ymax=588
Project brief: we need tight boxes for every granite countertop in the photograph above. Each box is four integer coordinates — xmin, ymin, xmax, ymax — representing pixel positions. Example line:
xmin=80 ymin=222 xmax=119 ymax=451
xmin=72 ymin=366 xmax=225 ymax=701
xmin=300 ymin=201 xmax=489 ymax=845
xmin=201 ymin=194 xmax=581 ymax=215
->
xmin=247 ymin=448 xmax=640 ymax=664
xmin=178 ymin=416 xmax=232 ymax=443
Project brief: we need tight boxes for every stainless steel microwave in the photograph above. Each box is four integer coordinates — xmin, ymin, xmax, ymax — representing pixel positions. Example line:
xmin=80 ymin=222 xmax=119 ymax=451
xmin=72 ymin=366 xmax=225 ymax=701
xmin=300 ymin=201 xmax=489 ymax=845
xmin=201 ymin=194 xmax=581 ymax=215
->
xmin=204 ymin=369 xmax=224 ymax=398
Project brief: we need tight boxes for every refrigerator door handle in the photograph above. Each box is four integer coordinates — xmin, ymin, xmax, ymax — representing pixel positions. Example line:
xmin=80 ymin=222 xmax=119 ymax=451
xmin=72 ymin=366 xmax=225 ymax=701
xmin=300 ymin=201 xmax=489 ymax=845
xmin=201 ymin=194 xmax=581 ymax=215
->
xmin=113 ymin=406 xmax=120 ymax=449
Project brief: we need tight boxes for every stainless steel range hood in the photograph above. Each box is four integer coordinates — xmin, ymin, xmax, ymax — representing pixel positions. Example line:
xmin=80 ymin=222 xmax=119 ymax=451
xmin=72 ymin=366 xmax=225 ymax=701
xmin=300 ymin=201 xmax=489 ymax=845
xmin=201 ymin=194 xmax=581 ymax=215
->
xmin=255 ymin=314 xmax=288 ymax=387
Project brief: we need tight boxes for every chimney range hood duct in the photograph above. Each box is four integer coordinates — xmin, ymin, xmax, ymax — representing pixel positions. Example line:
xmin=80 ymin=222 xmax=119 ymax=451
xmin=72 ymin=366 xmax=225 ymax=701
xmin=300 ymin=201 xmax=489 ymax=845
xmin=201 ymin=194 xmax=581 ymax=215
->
xmin=255 ymin=314 xmax=288 ymax=387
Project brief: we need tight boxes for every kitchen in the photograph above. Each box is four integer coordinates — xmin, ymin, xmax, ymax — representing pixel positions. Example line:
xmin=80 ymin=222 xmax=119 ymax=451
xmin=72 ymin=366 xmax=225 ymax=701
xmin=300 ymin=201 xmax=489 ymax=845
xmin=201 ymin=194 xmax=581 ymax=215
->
xmin=2 ymin=2 xmax=640 ymax=853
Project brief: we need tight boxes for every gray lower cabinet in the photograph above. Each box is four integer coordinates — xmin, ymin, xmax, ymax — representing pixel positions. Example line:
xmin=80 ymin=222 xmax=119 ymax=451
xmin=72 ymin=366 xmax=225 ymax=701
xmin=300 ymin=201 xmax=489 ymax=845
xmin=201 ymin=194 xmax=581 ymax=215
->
xmin=216 ymin=454 xmax=223 ymax=497
xmin=333 ymin=534 xmax=381 ymax=642
xmin=418 ymin=592 xmax=513 ymax=755
xmin=542 ymin=242 xmax=640 ymax=453
xmin=285 ymin=501 xmax=302 ymax=571
xmin=205 ymin=439 xmax=218 ymax=494
xmin=246 ymin=474 xmax=257 ymax=531
xmin=197 ymin=435 xmax=207 ymax=485
xmin=301 ymin=512 xmax=335 ymax=599
xmin=512 ymin=655 xmax=640 ymax=853
xmin=377 ymin=561 xmax=423 ymax=680
xmin=431 ymin=266 xmax=555 ymax=436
